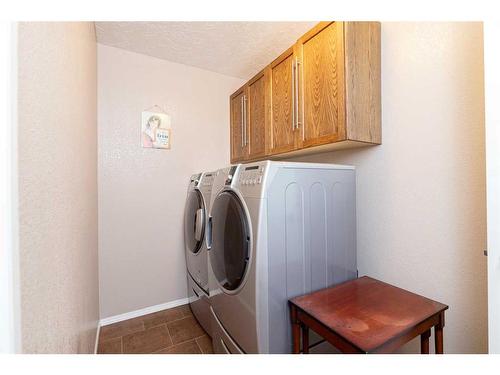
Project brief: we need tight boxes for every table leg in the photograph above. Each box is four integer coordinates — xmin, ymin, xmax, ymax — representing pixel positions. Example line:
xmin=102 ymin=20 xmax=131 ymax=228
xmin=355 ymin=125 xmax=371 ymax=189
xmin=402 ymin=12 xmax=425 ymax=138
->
xmin=420 ymin=329 xmax=430 ymax=354
xmin=290 ymin=305 xmax=301 ymax=354
xmin=434 ymin=312 xmax=445 ymax=354
xmin=302 ymin=324 xmax=309 ymax=354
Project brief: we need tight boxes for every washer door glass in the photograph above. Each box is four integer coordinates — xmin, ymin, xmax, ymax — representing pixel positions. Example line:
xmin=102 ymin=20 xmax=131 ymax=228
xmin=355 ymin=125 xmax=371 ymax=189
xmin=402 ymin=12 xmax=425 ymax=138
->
xmin=184 ymin=189 xmax=205 ymax=254
xmin=210 ymin=191 xmax=250 ymax=291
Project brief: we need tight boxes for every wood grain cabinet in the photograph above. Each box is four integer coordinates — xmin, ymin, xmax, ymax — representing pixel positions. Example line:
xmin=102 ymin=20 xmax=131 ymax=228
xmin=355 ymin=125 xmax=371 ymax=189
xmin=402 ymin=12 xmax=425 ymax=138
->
xmin=247 ymin=71 xmax=267 ymax=160
xmin=298 ymin=22 xmax=346 ymax=147
xmin=268 ymin=47 xmax=296 ymax=155
xmin=230 ymin=69 xmax=268 ymax=162
xmin=230 ymin=21 xmax=381 ymax=164
xmin=230 ymin=87 xmax=247 ymax=162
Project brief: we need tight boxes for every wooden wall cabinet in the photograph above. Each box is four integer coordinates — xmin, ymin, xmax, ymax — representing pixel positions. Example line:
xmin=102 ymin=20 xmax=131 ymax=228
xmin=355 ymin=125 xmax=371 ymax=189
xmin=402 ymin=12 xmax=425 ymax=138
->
xmin=230 ymin=69 xmax=268 ymax=162
xmin=230 ymin=21 xmax=381 ymax=164
xmin=247 ymin=71 xmax=267 ymax=160
xmin=268 ymin=47 xmax=296 ymax=155
xmin=299 ymin=22 xmax=346 ymax=147
xmin=230 ymin=87 xmax=247 ymax=162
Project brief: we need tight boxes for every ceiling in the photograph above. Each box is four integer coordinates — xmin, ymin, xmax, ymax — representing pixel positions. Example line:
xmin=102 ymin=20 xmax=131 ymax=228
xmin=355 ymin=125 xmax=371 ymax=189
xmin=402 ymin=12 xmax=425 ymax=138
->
xmin=95 ymin=22 xmax=317 ymax=80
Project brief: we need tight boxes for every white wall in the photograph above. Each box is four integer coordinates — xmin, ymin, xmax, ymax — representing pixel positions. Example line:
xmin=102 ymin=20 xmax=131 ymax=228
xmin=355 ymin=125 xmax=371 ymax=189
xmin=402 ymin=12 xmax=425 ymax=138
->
xmin=484 ymin=21 xmax=500 ymax=353
xmin=97 ymin=44 xmax=244 ymax=319
xmin=17 ymin=22 xmax=99 ymax=353
xmin=0 ymin=22 xmax=20 ymax=354
xmin=290 ymin=22 xmax=487 ymax=353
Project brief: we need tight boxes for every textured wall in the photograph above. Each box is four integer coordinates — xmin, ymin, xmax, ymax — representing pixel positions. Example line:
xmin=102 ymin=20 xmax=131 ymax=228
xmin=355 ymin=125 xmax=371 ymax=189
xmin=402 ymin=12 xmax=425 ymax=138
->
xmin=97 ymin=44 xmax=244 ymax=319
xmin=289 ymin=22 xmax=487 ymax=353
xmin=17 ymin=22 xmax=99 ymax=353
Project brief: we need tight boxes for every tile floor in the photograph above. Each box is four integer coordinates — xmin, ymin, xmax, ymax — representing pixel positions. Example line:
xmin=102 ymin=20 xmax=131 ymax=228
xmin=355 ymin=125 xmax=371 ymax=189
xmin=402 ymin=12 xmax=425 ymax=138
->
xmin=97 ymin=304 xmax=213 ymax=354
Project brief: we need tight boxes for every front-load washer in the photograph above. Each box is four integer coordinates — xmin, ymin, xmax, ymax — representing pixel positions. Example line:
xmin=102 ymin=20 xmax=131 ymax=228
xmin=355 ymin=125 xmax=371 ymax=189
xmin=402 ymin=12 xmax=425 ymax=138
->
xmin=184 ymin=171 xmax=216 ymax=335
xmin=208 ymin=161 xmax=357 ymax=353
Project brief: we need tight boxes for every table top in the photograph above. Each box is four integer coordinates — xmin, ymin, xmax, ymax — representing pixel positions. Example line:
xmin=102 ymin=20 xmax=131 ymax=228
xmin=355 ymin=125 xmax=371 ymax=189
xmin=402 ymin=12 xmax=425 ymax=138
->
xmin=289 ymin=276 xmax=448 ymax=353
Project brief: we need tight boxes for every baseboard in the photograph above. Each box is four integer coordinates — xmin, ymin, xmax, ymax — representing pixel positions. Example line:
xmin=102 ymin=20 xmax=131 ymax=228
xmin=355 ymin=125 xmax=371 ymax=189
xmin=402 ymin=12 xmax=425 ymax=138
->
xmin=99 ymin=297 xmax=190 ymax=327
xmin=94 ymin=322 xmax=100 ymax=354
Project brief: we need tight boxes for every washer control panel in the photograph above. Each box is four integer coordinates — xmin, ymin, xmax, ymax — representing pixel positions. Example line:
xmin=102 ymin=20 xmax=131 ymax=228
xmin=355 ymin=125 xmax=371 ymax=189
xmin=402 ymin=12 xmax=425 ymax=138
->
xmin=191 ymin=173 xmax=202 ymax=187
xmin=200 ymin=172 xmax=215 ymax=188
xmin=238 ymin=165 xmax=265 ymax=187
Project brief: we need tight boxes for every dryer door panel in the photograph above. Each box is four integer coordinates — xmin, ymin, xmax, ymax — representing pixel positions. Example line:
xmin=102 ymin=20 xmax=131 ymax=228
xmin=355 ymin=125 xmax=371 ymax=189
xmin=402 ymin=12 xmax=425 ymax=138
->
xmin=184 ymin=190 xmax=205 ymax=254
xmin=209 ymin=191 xmax=250 ymax=292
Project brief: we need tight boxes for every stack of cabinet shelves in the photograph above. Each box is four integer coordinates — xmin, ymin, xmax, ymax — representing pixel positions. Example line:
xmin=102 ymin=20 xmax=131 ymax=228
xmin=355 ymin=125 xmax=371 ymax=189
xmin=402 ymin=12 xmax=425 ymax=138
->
xmin=230 ymin=21 xmax=381 ymax=163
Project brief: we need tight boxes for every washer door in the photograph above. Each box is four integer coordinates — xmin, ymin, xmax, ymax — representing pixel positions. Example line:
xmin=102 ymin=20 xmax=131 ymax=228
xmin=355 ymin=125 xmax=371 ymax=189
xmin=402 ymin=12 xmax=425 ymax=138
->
xmin=184 ymin=189 xmax=205 ymax=254
xmin=210 ymin=190 xmax=250 ymax=292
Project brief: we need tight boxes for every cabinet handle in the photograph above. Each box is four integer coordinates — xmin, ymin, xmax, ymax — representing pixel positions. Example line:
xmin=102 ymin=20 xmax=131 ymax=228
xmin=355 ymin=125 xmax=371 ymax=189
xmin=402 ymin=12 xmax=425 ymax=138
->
xmin=295 ymin=58 xmax=301 ymax=129
xmin=240 ymin=95 xmax=244 ymax=148
xmin=291 ymin=58 xmax=296 ymax=130
xmin=243 ymin=95 xmax=248 ymax=146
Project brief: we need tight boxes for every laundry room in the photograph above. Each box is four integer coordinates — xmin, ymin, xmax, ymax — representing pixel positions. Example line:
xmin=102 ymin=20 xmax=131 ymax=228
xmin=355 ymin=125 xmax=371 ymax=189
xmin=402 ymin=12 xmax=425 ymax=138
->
xmin=92 ymin=21 xmax=488 ymax=356
xmin=3 ymin=1 xmax=500 ymax=371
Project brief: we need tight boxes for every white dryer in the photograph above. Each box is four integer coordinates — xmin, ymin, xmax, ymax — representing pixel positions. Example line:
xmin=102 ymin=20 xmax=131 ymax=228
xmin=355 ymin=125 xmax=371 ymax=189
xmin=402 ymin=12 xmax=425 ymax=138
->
xmin=208 ymin=161 xmax=357 ymax=353
xmin=184 ymin=171 xmax=216 ymax=335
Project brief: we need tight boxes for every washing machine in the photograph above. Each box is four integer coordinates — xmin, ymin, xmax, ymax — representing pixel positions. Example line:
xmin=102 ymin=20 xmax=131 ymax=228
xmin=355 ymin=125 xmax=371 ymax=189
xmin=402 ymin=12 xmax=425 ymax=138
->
xmin=207 ymin=161 xmax=357 ymax=353
xmin=184 ymin=171 xmax=216 ymax=335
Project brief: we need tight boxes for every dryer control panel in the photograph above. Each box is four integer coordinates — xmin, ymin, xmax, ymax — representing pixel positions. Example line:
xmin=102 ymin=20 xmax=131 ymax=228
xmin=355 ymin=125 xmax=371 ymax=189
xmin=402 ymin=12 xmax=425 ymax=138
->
xmin=238 ymin=165 xmax=265 ymax=186
xmin=200 ymin=172 xmax=215 ymax=188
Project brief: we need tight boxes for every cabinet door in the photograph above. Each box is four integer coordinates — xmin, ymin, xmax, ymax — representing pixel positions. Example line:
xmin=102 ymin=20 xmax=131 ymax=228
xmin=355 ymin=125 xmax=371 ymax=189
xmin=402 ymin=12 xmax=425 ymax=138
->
xmin=247 ymin=72 xmax=267 ymax=159
xmin=230 ymin=89 xmax=247 ymax=162
xmin=268 ymin=48 xmax=297 ymax=155
xmin=298 ymin=22 xmax=346 ymax=147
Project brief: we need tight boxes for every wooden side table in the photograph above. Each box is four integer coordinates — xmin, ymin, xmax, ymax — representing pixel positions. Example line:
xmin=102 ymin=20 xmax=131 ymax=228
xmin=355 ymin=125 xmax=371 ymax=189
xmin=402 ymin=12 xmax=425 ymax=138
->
xmin=289 ymin=276 xmax=449 ymax=354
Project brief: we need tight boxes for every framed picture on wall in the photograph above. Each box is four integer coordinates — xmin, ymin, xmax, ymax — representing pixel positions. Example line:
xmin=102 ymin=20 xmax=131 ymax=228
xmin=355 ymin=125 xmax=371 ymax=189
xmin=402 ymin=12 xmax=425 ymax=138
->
xmin=141 ymin=110 xmax=171 ymax=149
